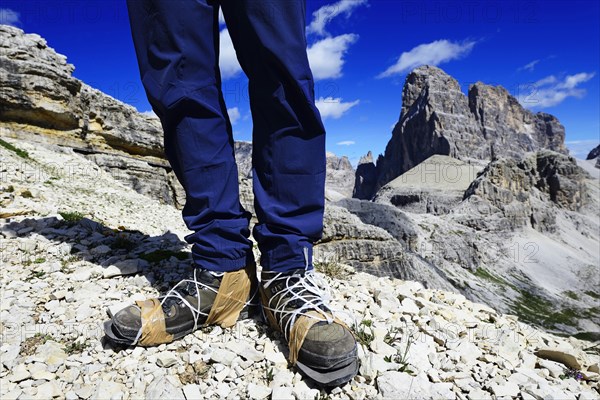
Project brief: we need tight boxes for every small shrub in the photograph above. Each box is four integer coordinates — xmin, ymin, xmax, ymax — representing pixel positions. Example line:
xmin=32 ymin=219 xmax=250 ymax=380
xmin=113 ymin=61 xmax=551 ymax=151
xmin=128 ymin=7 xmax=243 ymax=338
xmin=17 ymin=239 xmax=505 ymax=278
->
xmin=314 ymin=259 xmax=348 ymax=280
xmin=265 ymin=367 xmax=274 ymax=384
xmin=20 ymin=333 xmax=53 ymax=356
xmin=59 ymin=211 xmax=85 ymax=223
xmin=64 ymin=340 xmax=89 ymax=355
xmin=353 ymin=319 xmax=374 ymax=347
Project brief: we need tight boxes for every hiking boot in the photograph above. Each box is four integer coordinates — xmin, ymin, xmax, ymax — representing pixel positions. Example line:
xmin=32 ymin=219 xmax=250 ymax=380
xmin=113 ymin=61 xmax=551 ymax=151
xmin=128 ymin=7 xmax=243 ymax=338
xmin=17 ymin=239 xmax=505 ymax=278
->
xmin=104 ymin=261 xmax=258 ymax=347
xmin=260 ymin=268 xmax=358 ymax=387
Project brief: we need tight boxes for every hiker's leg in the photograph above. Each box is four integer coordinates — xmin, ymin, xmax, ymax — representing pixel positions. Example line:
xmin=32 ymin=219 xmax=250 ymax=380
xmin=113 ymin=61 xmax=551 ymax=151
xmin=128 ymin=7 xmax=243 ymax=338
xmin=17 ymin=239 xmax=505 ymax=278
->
xmin=221 ymin=0 xmax=326 ymax=273
xmin=127 ymin=0 xmax=253 ymax=271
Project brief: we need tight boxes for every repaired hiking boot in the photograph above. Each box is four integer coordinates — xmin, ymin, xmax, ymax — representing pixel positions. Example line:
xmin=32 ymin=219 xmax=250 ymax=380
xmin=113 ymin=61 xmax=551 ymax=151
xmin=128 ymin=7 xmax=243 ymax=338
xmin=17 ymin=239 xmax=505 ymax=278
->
xmin=260 ymin=268 xmax=358 ymax=387
xmin=104 ymin=261 xmax=258 ymax=347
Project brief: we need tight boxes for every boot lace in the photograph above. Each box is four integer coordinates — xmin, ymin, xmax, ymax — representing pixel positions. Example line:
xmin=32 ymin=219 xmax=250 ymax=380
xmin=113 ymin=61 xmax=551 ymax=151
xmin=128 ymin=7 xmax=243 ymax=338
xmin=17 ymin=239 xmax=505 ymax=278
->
xmin=262 ymin=269 xmax=337 ymax=341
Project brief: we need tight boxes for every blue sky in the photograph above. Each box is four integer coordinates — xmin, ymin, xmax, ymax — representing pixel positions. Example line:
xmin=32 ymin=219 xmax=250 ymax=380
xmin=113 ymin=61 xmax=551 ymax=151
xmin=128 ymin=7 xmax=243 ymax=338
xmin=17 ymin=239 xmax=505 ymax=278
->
xmin=2 ymin=0 xmax=599 ymax=164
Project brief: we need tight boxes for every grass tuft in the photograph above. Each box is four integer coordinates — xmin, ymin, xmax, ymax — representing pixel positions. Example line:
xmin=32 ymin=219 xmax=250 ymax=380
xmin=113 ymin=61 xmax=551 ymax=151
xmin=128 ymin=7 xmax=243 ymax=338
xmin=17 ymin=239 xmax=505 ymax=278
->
xmin=0 ymin=138 xmax=29 ymax=159
xmin=59 ymin=211 xmax=86 ymax=223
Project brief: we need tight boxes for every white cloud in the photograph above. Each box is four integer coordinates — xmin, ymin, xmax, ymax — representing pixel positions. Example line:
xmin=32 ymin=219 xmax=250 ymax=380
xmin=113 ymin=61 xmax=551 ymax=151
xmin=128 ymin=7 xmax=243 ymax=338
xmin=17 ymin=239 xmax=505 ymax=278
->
xmin=0 ymin=8 xmax=20 ymax=26
xmin=533 ymin=75 xmax=557 ymax=86
xmin=517 ymin=72 xmax=595 ymax=108
xmin=377 ymin=39 xmax=477 ymax=78
xmin=316 ymin=97 xmax=359 ymax=119
xmin=518 ymin=59 xmax=539 ymax=72
xmin=219 ymin=28 xmax=242 ymax=80
xmin=308 ymin=34 xmax=358 ymax=80
xmin=559 ymin=72 xmax=594 ymax=89
xmin=307 ymin=0 xmax=368 ymax=37
xmin=227 ymin=107 xmax=241 ymax=125
xmin=336 ymin=140 xmax=355 ymax=146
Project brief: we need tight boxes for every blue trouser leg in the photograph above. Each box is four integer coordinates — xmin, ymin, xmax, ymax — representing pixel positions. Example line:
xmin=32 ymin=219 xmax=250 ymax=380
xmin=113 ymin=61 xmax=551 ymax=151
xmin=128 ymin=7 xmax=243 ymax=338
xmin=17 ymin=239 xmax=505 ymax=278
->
xmin=221 ymin=0 xmax=326 ymax=273
xmin=127 ymin=0 xmax=253 ymax=272
xmin=127 ymin=0 xmax=326 ymax=274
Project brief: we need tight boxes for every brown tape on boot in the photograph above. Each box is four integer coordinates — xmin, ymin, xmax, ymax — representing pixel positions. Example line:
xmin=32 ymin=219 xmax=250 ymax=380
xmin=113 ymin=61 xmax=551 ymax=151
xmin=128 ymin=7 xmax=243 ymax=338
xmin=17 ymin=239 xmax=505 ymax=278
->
xmin=260 ymin=287 xmax=353 ymax=366
xmin=135 ymin=298 xmax=174 ymax=346
xmin=288 ymin=311 xmax=351 ymax=366
xmin=205 ymin=263 xmax=254 ymax=328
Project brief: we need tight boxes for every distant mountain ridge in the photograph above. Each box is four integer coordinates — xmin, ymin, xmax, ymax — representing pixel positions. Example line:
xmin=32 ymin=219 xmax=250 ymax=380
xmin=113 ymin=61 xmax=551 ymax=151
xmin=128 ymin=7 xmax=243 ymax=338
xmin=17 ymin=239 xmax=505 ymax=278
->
xmin=354 ymin=65 xmax=569 ymax=199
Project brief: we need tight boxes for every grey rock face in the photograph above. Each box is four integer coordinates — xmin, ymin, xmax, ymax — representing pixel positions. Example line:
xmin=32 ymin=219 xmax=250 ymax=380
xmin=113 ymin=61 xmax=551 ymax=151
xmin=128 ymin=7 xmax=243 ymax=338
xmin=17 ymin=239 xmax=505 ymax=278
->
xmin=325 ymin=151 xmax=355 ymax=198
xmin=355 ymin=65 xmax=569 ymax=199
xmin=468 ymin=83 xmax=567 ymax=158
xmin=353 ymin=151 xmax=377 ymax=200
xmin=586 ymin=144 xmax=600 ymax=169
xmin=459 ymin=150 xmax=588 ymax=232
xmin=334 ymin=197 xmax=418 ymax=251
xmin=374 ymin=155 xmax=484 ymax=215
xmin=317 ymin=204 xmax=454 ymax=290
xmin=0 ymin=25 xmax=180 ymax=205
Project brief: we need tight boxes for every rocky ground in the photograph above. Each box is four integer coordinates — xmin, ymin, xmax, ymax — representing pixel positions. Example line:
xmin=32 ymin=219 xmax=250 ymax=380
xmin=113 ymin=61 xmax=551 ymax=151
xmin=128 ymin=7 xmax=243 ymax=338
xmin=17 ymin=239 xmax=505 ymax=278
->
xmin=2 ymin=140 xmax=600 ymax=399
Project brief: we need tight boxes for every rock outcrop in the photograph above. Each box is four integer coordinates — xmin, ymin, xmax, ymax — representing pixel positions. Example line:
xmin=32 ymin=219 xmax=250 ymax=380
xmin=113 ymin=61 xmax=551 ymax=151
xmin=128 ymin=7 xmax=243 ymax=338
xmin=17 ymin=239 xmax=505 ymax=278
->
xmin=352 ymin=151 xmax=377 ymax=200
xmin=587 ymin=144 xmax=600 ymax=169
xmin=0 ymin=25 xmax=181 ymax=206
xmin=355 ymin=65 xmax=569 ymax=199
xmin=325 ymin=152 xmax=355 ymax=199
xmin=374 ymin=155 xmax=485 ymax=215
xmin=458 ymin=150 xmax=588 ymax=233
xmin=586 ymin=144 xmax=600 ymax=160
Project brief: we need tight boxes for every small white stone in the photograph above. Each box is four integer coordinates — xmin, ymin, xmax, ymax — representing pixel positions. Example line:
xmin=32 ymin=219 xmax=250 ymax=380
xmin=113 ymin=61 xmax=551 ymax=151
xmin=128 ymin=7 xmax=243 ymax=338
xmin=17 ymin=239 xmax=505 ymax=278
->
xmin=215 ymin=382 xmax=231 ymax=398
xmin=490 ymin=381 xmax=520 ymax=398
xmin=90 ymin=381 xmax=126 ymax=400
xmin=247 ymin=383 xmax=271 ymax=399
xmin=210 ymin=349 xmax=237 ymax=366
xmin=44 ymin=300 xmax=60 ymax=311
xmin=103 ymin=259 xmax=141 ymax=278
xmin=538 ymin=359 xmax=565 ymax=378
xmin=35 ymin=381 xmax=61 ymax=399
xmin=227 ymin=340 xmax=265 ymax=362
xmin=65 ymin=391 xmax=78 ymax=400
xmin=9 ymin=364 xmax=31 ymax=382
xmin=370 ymin=339 xmax=397 ymax=356
xmin=271 ymin=386 xmax=293 ymax=400
xmin=3 ymin=389 xmax=22 ymax=400
xmin=92 ymin=245 xmax=111 ymax=255
xmin=75 ymin=385 xmax=94 ymax=399
xmin=400 ymin=298 xmax=421 ymax=314
xmin=264 ymin=342 xmax=287 ymax=365
xmin=182 ymin=384 xmax=202 ymax=400
xmin=156 ymin=352 xmax=178 ymax=368
xmin=31 ymin=370 xmax=56 ymax=381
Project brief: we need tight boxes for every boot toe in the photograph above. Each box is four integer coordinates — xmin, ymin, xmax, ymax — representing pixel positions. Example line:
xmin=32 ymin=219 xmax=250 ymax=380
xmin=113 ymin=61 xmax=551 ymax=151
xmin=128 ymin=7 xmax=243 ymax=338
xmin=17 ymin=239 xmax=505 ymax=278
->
xmin=298 ymin=321 xmax=357 ymax=369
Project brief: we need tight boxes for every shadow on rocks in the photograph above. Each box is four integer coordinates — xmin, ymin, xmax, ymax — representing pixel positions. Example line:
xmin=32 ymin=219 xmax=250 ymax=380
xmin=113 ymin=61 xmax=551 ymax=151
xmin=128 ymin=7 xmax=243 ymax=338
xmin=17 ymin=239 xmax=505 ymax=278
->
xmin=2 ymin=215 xmax=191 ymax=285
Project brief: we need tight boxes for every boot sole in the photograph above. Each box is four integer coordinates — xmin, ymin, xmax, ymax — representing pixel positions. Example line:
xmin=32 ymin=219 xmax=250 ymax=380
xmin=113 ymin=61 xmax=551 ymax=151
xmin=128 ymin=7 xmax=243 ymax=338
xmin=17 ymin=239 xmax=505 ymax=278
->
xmin=296 ymin=357 xmax=359 ymax=387
xmin=104 ymin=302 xmax=259 ymax=347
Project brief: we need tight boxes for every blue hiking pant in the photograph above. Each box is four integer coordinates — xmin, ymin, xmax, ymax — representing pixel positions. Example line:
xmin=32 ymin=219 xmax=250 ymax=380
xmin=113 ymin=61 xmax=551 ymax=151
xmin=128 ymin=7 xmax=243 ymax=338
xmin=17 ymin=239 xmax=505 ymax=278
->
xmin=126 ymin=0 xmax=326 ymax=273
